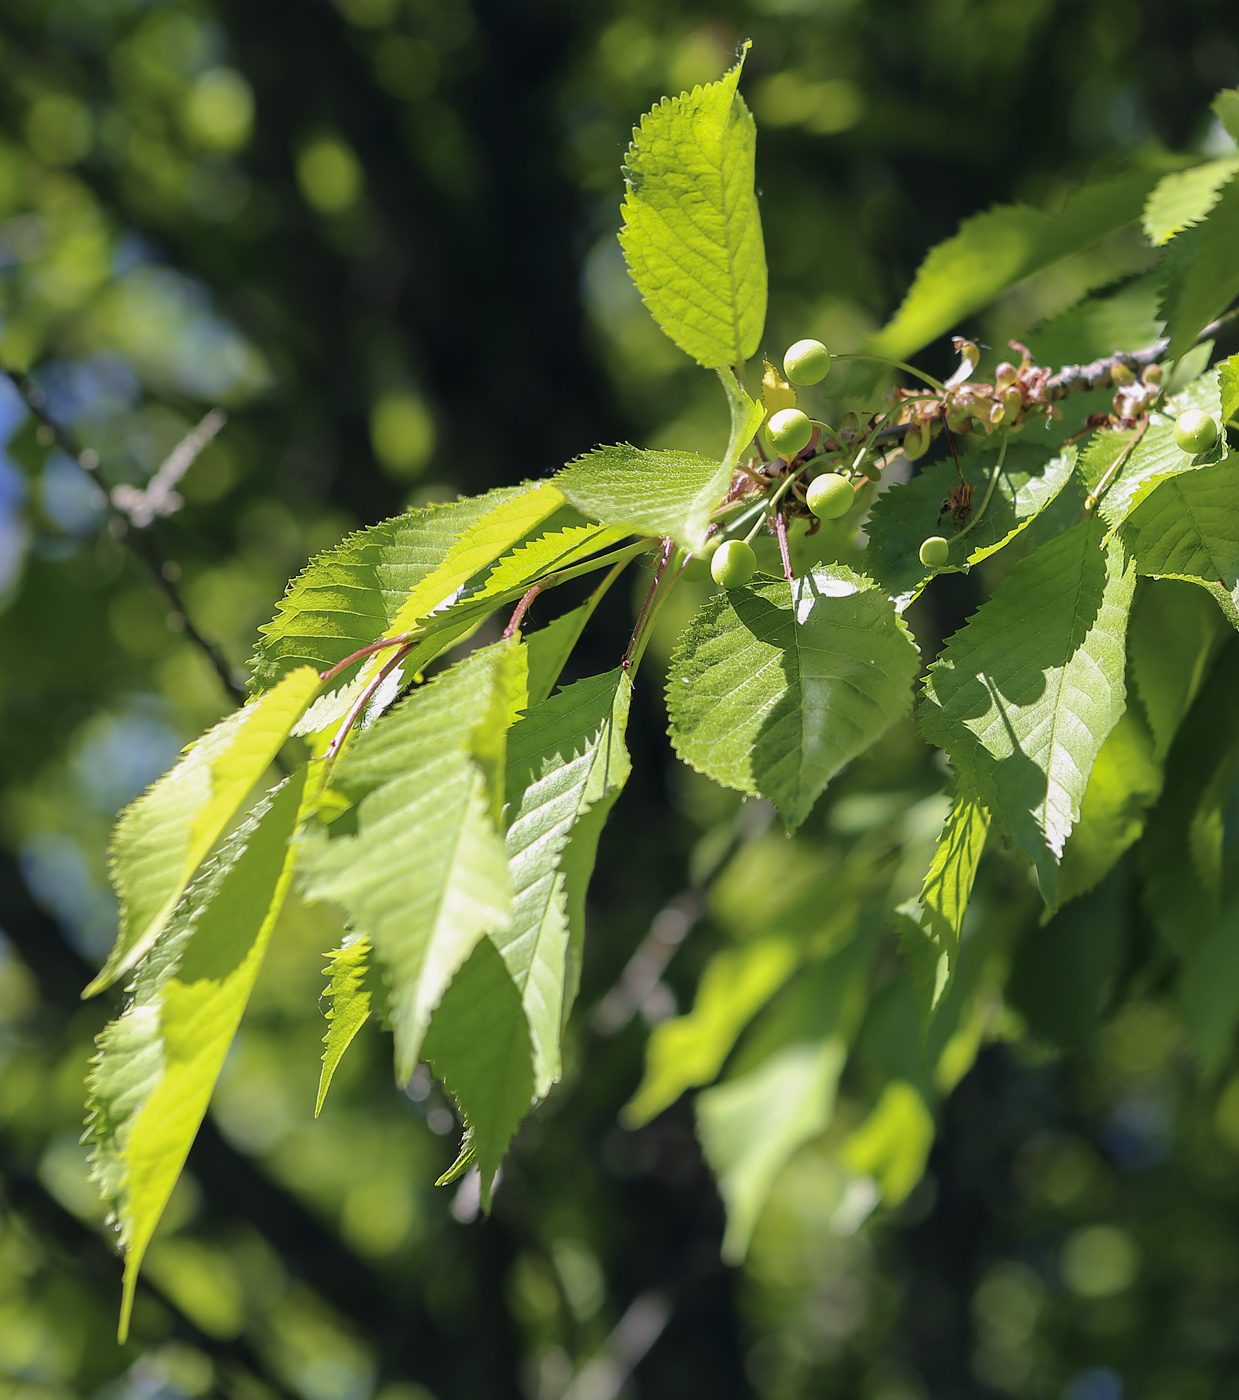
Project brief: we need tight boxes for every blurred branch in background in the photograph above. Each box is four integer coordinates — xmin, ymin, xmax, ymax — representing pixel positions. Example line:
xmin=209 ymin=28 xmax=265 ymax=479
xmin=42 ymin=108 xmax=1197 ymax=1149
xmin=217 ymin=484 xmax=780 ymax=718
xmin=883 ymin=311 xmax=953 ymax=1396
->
xmin=1 ymin=366 xmax=246 ymax=702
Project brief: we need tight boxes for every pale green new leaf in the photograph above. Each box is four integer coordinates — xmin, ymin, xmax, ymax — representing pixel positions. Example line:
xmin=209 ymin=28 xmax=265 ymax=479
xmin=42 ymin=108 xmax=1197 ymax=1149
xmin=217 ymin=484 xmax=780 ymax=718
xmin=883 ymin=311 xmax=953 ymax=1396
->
xmin=1121 ymin=463 xmax=1239 ymax=627
xmin=623 ymin=937 xmax=797 ymax=1128
xmin=898 ymin=778 xmax=990 ymax=1025
xmin=696 ymin=936 xmax=876 ymax=1263
xmin=557 ymin=445 xmax=733 ymax=556
xmin=422 ymin=935 xmax=535 ymax=1206
xmin=500 ymin=670 xmax=632 ymax=1096
xmin=1159 ymin=176 xmax=1239 ymax=359
xmin=619 ymin=48 xmax=766 ymax=368
xmin=253 ymin=488 xmax=525 ymax=691
xmin=94 ymin=666 xmax=321 ymax=996
xmin=315 ymin=935 xmax=375 ymax=1117
xmin=382 ymin=482 xmax=574 ymax=640
xmin=1143 ymin=158 xmax=1239 ymax=244
xmin=864 ymin=442 xmax=1077 ymax=606
xmin=920 ymin=522 xmax=1136 ymax=904
xmin=1221 ymin=352 xmax=1239 ymax=424
xmin=87 ymin=772 xmax=304 ymax=1341
xmin=558 ymin=368 xmax=763 ymax=557
xmin=865 ymin=167 xmax=1164 ymax=363
xmin=297 ymin=641 xmax=525 ymax=1081
xmin=1082 ymin=370 xmax=1224 ymax=530
xmin=476 ymin=520 xmax=631 ymax=604
xmin=667 ymin=565 xmax=921 ymax=831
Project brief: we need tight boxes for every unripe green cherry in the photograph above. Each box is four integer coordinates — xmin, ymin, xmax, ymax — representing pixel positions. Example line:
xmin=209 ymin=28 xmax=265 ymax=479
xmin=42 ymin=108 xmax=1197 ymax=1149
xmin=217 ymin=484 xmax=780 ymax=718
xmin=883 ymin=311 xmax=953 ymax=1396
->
xmin=710 ymin=539 xmax=757 ymax=589
xmin=806 ymin=472 xmax=853 ymax=520
xmin=783 ymin=338 xmax=832 ymax=386
xmin=1173 ymin=409 xmax=1219 ymax=455
xmin=919 ymin=535 xmax=950 ymax=568
xmin=767 ymin=407 xmax=813 ymax=458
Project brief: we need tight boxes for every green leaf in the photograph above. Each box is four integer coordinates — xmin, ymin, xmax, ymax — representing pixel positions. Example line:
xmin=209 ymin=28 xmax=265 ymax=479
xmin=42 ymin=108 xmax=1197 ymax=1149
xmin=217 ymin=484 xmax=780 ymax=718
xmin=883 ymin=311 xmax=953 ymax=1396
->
xmin=1055 ymin=578 xmax=1228 ymax=908
xmin=619 ymin=47 xmax=766 ymax=369
xmin=1217 ymin=88 xmax=1239 ymax=143
xmin=667 ymin=565 xmax=921 ymax=831
xmin=525 ymin=604 xmax=594 ymax=709
xmin=557 ymin=445 xmax=732 ymax=556
xmin=297 ymin=640 xmax=526 ymax=1081
xmin=919 ymin=521 xmax=1136 ymax=904
xmin=1143 ymin=158 xmax=1239 ymax=245
xmin=381 ymin=483 xmax=580 ymax=641
xmin=1128 ymin=579 xmax=1228 ymax=760
xmin=1179 ymin=896 xmax=1239 ymax=1077
xmin=501 ymin=670 xmax=632 ymax=1096
xmin=1221 ymin=352 xmax=1239 ymax=425
xmin=1023 ymin=272 xmax=1164 ymax=367
xmin=1121 ymin=463 xmax=1239 ymax=627
xmin=558 ymin=371 xmax=763 ymax=558
xmin=315 ymin=935 xmax=375 ymax=1117
xmin=421 ymin=935 xmax=535 ymax=1206
xmin=864 ymin=167 xmax=1165 ymax=363
xmin=898 ymin=778 xmax=990 ymax=1024
xmin=1159 ymin=176 xmax=1239 ymax=359
xmin=695 ymin=936 xmax=876 ymax=1263
xmin=253 ymin=488 xmax=525 ymax=691
xmin=1008 ymin=867 xmax=1129 ymax=1048
xmin=863 ymin=441 xmax=1077 ymax=607
xmin=92 ymin=666 xmax=321 ymax=997
xmin=840 ymin=1080 xmax=935 ymax=1208
xmin=1082 ymin=370 xmax=1225 ymax=530
xmin=86 ymin=772 xmax=304 ymax=1342
xmin=1140 ymin=641 xmax=1239 ymax=954
xmin=622 ymin=937 xmax=798 ymax=1128
xmin=1053 ymin=706 xmax=1162 ymax=909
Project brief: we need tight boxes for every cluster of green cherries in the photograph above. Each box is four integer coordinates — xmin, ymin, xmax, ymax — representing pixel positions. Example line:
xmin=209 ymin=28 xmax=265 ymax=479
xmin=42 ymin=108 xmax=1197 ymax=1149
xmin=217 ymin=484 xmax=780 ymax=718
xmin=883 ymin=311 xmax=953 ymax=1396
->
xmin=707 ymin=347 xmax=1226 ymax=591
xmin=710 ymin=338 xmax=848 ymax=589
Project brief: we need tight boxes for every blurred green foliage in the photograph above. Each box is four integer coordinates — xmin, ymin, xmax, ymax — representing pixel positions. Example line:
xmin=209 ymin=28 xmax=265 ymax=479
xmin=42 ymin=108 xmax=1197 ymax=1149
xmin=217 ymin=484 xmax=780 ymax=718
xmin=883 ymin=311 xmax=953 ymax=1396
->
xmin=0 ymin=0 xmax=1238 ymax=1398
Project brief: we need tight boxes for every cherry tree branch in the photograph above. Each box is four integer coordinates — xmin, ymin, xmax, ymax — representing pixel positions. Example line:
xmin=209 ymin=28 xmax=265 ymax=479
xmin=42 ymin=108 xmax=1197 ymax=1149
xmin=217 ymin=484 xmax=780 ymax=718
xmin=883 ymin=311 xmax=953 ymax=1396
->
xmin=1 ymin=365 xmax=247 ymax=705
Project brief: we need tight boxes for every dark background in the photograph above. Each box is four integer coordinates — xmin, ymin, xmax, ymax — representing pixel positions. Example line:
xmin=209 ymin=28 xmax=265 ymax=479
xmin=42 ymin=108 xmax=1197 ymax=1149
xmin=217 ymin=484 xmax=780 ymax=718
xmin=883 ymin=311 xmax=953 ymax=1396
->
xmin=0 ymin=1 xmax=1237 ymax=1398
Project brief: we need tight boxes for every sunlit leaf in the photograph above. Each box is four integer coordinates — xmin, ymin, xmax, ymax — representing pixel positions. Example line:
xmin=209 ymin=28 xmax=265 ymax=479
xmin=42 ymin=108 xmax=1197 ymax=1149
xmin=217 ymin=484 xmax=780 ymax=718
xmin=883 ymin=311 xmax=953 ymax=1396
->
xmin=898 ymin=777 xmax=990 ymax=1025
xmin=864 ymin=167 xmax=1164 ymax=363
xmin=501 ymin=670 xmax=632 ymax=1096
xmin=1159 ymin=177 xmax=1239 ymax=359
xmin=920 ymin=521 xmax=1136 ymax=904
xmin=667 ymin=565 xmax=920 ymax=830
xmin=863 ymin=441 xmax=1076 ymax=607
xmin=696 ymin=936 xmax=877 ymax=1263
xmin=87 ymin=772 xmax=304 ymax=1342
xmin=1143 ymin=158 xmax=1239 ymax=245
xmin=315 ymin=935 xmax=375 ymax=1117
xmin=422 ymin=936 xmax=534 ymax=1206
xmin=297 ymin=640 xmax=526 ymax=1081
xmin=93 ymin=666 xmax=321 ymax=996
xmin=623 ymin=937 xmax=798 ymax=1127
xmin=620 ymin=47 xmax=766 ymax=368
